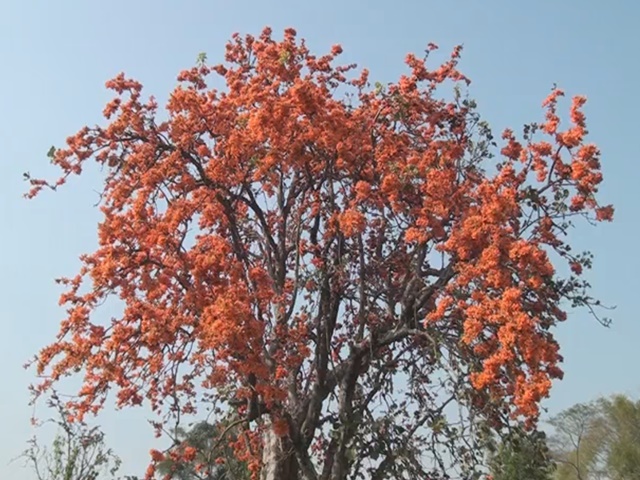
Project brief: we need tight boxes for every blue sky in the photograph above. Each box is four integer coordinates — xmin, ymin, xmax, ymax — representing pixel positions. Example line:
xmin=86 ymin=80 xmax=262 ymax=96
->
xmin=1 ymin=1 xmax=637 ymax=478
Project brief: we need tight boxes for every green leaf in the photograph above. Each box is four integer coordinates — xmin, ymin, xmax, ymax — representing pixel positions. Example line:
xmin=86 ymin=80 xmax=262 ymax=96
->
xmin=279 ymin=50 xmax=291 ymax=64
xmin=196 ymin=52 xmax=207 ymax=65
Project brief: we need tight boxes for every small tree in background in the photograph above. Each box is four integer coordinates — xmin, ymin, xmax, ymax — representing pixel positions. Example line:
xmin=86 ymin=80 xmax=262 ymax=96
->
xmin=487 ymin=425 xmax=554 ymax=480
xmin=19 ymin=392 xmax=124 ymax=480
xmin=600 ymin=394 xmax=640 ymax=479
xmin=548 ymin=394 xmax=640 ymax=480
xmin=548 ymin=402 xmax=608 ymax=480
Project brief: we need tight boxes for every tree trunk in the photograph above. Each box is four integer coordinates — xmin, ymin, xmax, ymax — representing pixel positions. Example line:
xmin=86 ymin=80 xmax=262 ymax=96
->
xmin=260 ymin=420 xmax=299 ymax=480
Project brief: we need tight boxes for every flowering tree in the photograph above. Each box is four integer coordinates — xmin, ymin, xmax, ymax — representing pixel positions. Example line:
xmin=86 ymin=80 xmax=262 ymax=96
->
xmin=26 ymin=27 xmax=612 ymax=480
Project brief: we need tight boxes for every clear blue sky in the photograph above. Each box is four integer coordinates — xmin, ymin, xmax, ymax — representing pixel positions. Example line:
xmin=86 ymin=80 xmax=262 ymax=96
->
xmin=1 ymin=1 xmax=637 ymax=478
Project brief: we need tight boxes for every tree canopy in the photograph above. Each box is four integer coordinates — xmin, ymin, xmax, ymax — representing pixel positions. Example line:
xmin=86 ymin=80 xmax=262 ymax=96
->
xmin=549 ymin=395 xmax=640 ymax=480
xmin=27 ymin=27 xmax=613 ymax=480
